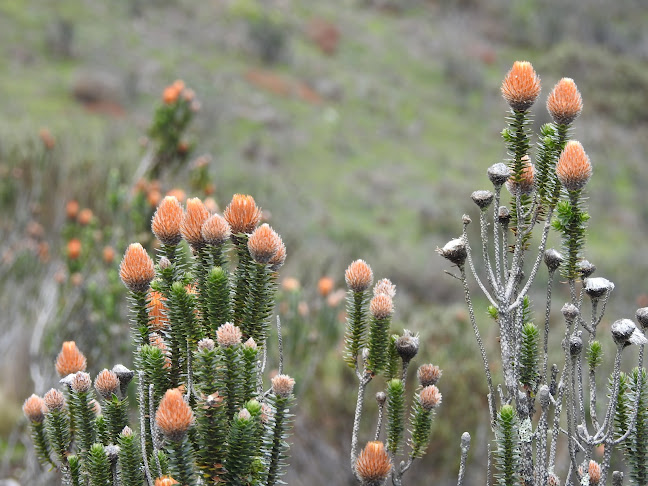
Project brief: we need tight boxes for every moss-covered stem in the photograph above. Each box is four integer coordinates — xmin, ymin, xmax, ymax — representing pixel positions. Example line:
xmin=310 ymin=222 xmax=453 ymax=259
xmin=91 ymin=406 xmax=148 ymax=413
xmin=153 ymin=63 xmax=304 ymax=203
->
xmin=149 ymin=384 xmax=163 ymax=478
xmin=72 ymin=389 xmax=96 ymax=464
xmin=221 ymin=345 xmax=242 ymax=421
xmin=137 ymin=371 xmax=154 ymax=486
xmin=104 ymin=395 xmax=129 ymax=444
xmin=118 ymin=429 xmax=144 ymax=486
xmin=344 ymin=289 xmax=369 ymax=372
xmin=492 ymin=186 xmax=503 ymax=287
xmin=374 ymin=399 xmax=385 ymax=441
xmin=462 ymin=222 xmax=498 ymax=309
xmin=350 ymin=372 xmax=372 ymax=479
xmin=266 ymin=394 xmax=295 ymax=486
xmin=541 ymin=268 xmax=556 ymax=384
xmin=479 ymin=209 xmax=498 ymax=293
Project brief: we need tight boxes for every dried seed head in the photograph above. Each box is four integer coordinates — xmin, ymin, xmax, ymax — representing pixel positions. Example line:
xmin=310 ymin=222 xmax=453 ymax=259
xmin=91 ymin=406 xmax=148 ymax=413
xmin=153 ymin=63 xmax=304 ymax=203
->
xmin=506 ymin=159 xmax=535 ymax=196
xmin=547 ymin=473 xmax=560 ymax=486
xmin=538 ymin=385 xmax=551 ymax=409
xmin=375 ymin=391 xmax=387 ymax=405
xmin=498 ymin=206 xmax=511 ymax=224
xmin=148 ymin=290 xmax=167 ymax=331
xmin=556 ymin=141 xmax=592 ymax=192
xmin=569 ymin=333 xmax=583 ymax=357
xmin=248 ymin=224 xmax=282 ymax=264
xmin=318 ymin=276 xmax=335 ymax=297
xmin=152 ymin=196 xmax=184 ymax=246
xmin=370 ymin=294 xmax=394 ymax=319
xmin=216 ymin=323 xmax=243 ymax=347
xmin=471 ymin=190 xmax=494 ymax=210
xmin=395 ymin=330 xmax=419 ymax=362
xmin=271 ymin=374 xmax=295 ymax=398
xmin=71 ymin=371 xmax=92 ymax=393
xmin=95 ymin=369 xmax=120 ymax=400
xmin=112 ymin=364 xmax=134 ymax=395
xmin=244 ymin=338 xmax=257 ymax=350
xmin=201 ymin=214 xmax=231 ymax=246
xmin=420 ymin=385 xmax=442 ymax=410
xmin=44 ymin=388 xmax=66 ymax=411
xmin=105 ymin=444 xmax=120 ymax=461
xmin=373 ymin=278 xmax=396 ymax=298
xmin=544 ymin=249 xmax=563 ymax=272
xmin=154 ymin=476 xmax=179 ymax=486
xmin=418 ymin=364 xmax=442 ymax=387
xmin=584 ymin=277 xmax=614 ymax=299
xmin=55 ymin=341 xmax=87 ymax=377
xmin=269 ymin=241 xmax=287 ymax=271
xmin=636 ymin=308 xmax=648 ymax=329
xmin=588 ymin=460 xmax=602 ymax=485
xmin=223 ymin=194 xmax=262 ymax=235
xmin=437 ymin=238 xmax=467 ymax=267
xmin=181 ymin=198 xmax=210 ymax=248
xmin=345 ymin=260 xmax=374 ymax=292
xmin=487 ymin=163 xmax=511 ymax=187
xmin=23 ymin=394 xmax=46 ymax=423
xmin=156 ymin=389 xmax=194 ymax=441
xmin=501 ymin=61 xmax=541 ymax=111
xmin=355 ymin=441 xmax=392 ymax=486
xmin=197 ymin=338 xmax=215 ymax=352
xmin=547 ymin=78 xmax=583 ymax=126
xmin=577 ymin=260 xmax=596 ymax=278
xmin=121 ymin=426 xmax=133 ymax=437
xmin=119 ymin=243 xmax=155 ymax=293
xmin=561 ymin=303 xmax=580 ymax=322
xmin=611 ymin=319 xmax=648 ymax=347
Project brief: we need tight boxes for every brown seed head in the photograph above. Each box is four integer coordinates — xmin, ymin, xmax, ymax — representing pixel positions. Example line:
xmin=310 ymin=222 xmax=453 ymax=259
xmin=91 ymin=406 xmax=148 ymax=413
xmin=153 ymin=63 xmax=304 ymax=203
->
xmin=395 ymin=330 xmax=419 ymax=362
xmin=370 ymin=294 xmax=394 ymax=319
xmin=420 ymin=385 xmax=442 ymax=410
xmin=506 ymin=159 xmax=535 ymax=196
xmin=148 ymin=290 xmax=167 ymax=331
xmin=355 ymin=441 xmax=392 ymax=486
xmin=71 ymin=371 xmax=92 ymax=393
xmin=181 ymin=198 xmax=210 ymax=248
xmin=223 ymin=194 xmax=262 ymax=235
xmin=501 ymin=61 xmax=541 ymax=111
xmin=556 ymin=141 xmax=592 ymax=192
xmin=155 ymin=476 xmax=179 ymax=486
xmin=373 ymin=278 xmax=396 ymax=298
xmin=318 ymin=276 xmax=335 ymax=297
xmin=55 ymin=341 xmax=87 ymax=377
xmin=271 ymin=374 xmax=295 ymax=398
xmin=23 ymin=394 xmax=46 ymax=423
xmin=216 ymin=322 xmax=243 ymax=347
xmin=156 ymin=389 xmax=194 ymax=441
xmin=44 ymin=388 xmax=66 ymax=411
xmin=269 ymin=241 xmax=287 ymax=271
xmin=95 ymin=369 xmax=120 ymax=400
xmin=248 ymin=224 xmax=282 ymax=264
xmin=547 ymin=78 xmax=583 ymax=125
xmin=345 ymin=260 xmax=373 ymax=293
xmin=418 ymin=364 xmax=442 ymax=387
xmin=547 ymin=473 xmax=560 ymax=486
xmin=201 ymin=214 xmax=231 ymax=246
xmin=119 ymin=243 xmax=155 ymax=293
xmin=152 ymin=196 xmax=184 ymax=246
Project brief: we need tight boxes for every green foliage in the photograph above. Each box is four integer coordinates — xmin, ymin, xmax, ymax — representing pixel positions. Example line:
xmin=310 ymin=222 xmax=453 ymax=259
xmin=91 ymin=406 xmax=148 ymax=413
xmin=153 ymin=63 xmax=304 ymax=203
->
xmin=367 ymin=315 xmax=391 ymax=375
xmin=224 ymin=411 xmax=261 ymax=485
xmin=264 ymin=394 xmax=295 ymax=486
xmin=68 ymin=454 xmax=82 ymax=486
xmin=408 ymin=397 xmax=435 ymax=459
xmin=385 ymin=334 xmax=401 ymax=380
xmin=72 ymin=390 xmax=97 ymax=461
xmin=344 ymin=290 xmax=369 ymax=368
xmin=621 ymin=368 xmax=648 ymax=486
xmin=118 ymin=429 xmax=144 ymax=486
xmin=140 ymin=344 xmax=172 ymax=406
xmin=232 ymin=234 xmax=253 ymax=329
xmin=386 ymin=378 xmax=405 ymax=455
xmin=95 ymin=414 xmax=109 ymax=446
xmin=519 ymin=322 xmax=540 ymax=392
xmin=243 ymin=261 xmax=276 ymax=345
xmin=130 ymin=290 xmax=151 ymax=348
xmin=194 ymin=344 xmax=221 ymax=396
xmin=206 ymin=266 xmax=231 ymax=334
xmin=44 ymin=408 xmax=70 ymax=465
xmin=242 ymin=344 xmax=259 ymax=402
xmin=219 ymin=344 xmax=243 ymax=421
xmin=195 ymin=393 xmax=228 ymax=481
xmin=587 ymin=341 xmax=604 ymax=369
xmin=168 ymin=436 xmax=198 ymax=486
xmin=30 ymin=421 xmax=53 ymax=468
xmin=552 ymin=196 xmax=590 ymax=280
xmin=104 ymin=395 xmax=129 ymax=443
xmin=487 ymin=305 xmax=499 ymax=320
xmin=87 ymin=443 xmax=111 ymax=486
xmin=494 ymin=405 xmax=521 ymax=486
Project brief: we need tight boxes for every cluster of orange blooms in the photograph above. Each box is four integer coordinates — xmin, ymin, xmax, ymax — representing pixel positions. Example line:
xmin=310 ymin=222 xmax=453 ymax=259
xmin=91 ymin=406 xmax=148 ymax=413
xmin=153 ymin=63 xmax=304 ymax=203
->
xmin=161 ymin=79 xmax=200 ymax=112
xmin=133 ymin=179 xmax=217 ymax=212
xmin=279 ymin=275 xmax=346 ymax=321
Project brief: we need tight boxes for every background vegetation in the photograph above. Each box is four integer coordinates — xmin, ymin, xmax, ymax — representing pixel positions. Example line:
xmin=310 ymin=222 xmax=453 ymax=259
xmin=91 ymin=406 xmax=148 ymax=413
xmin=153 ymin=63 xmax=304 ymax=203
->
xmin=1 ymin=0 xmax=648 ymax=484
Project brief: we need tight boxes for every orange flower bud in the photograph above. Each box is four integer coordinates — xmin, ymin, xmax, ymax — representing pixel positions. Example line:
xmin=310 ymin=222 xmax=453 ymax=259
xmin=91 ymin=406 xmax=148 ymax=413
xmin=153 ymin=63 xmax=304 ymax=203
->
xmin=55 ymin=341 xmax=87 ymax=377
xmin=152 ymin=196 xmax=184 ymax=246
xmin=155 ymin=389 xmax=194 ymax=441
xmin=501 ymin=61 xmax=541 ymax=111
xmin=119 ymin=243 xmax=155 ymax=293
xmin=67 ymin=238 xmax=82 ymax=260
xmin=223 ymin=194 xmax=262 ymax=235
xmin=317 ymin=276 xmax=334 ymax=297
xmin=181 ymin=198 xmax=210 ymax=248
xmin=355 ymin=441 xmax=392 ymax=485
xmin=345 ymin=260 xmax=373 ymax=293
xmin=556 ymin=141 xmax=592 ymax=192
xmin=547 ymin=78 xmax=582 ymax=126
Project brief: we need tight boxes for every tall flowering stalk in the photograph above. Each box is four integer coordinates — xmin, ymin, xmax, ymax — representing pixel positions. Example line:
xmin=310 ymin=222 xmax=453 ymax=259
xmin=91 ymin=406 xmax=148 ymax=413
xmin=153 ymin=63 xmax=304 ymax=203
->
xmin=439 ymin=61 xmax=647 ymax=486
xmin=24 ymin=193 xmax=295 ymax=486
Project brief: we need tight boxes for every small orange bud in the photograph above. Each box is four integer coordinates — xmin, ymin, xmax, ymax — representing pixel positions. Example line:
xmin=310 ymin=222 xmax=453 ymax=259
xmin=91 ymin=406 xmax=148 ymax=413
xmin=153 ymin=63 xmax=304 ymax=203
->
xmin=269 ymin=241 xmax=286 ymax=271
xmin=119 ymin=243 xmax=155 ymax=293
xmin=248 ymin=224 xmax=282 ymax=264
xmin=373 ymin=278 xmax=396 ymax=298
xmin=588 ymin=460 xmax=601 ymax=485
xmin=155 ymin=389 xmax=194 ymax=441
xmin=65 ymin=200 xmax=79 ymax=220
xmin=102 ymin=246 xmax=115 ymax=265
xmin=95 ymin=369 xmax=120 ymax=399
xmin=420 ymin=385 xmax=442 ymax=410
xmin=166 ymin=188 xmax=186 ymax=203
xmin=506 ymin=158 xmax=535 ymax=196
xmin=355 ymin=441 xmax=392 ymax=485
xmin=547 ymin=78 xmax=582 ymax=126
xmin=418 ymin=364 xmax=442 ymax=387
xmin=216 ymin=322 xmax=243 ymax=347
xmin=155 ymin=476 xmax=179 ymax=486
xmin=70 ymin=272 xmax=83 ymax=287
xmin=345 ymin=259 xmax=373 ymax=293
xmin=181 ymin=198 xmax=210 ymax=248
xmin=172 ymin=80 xmax=185 ymax=92
xmin=370 ymin=294 xmax=393 ymax=319
xmin=163 ymin=86 xmax=179 ymax=104
xmin=282 ymin=277 xmax=300 ymax=292
xmin=223 ymin=194 xmax=262 ymax=235
xmin=39 ymin=128 xmax=56 ymax=150
xmin=201 ymin=214 xmax=231 ymax=246
xmin=67 ymin=238 xmax=82 ymax=260
xmin=271 ymin=374 xmax=295 ymax=397
xmin=556 ymin=141 xmax=592 ymax=192
xmin=317 ymin=276 xmax=334 ymax=297
xmin=71 ymin=371 xmax=92 ymax=393
xmin=43 ymin=389 xmax=66 ymax=411
xmin=147 ymin=189 xmax=162 ymax=209
xmin=77 ymin=208 xmax=93 ymax=226
xmin=501 ymin=61 xmax=541 ymax=111
xmin=23 ymin=394 xmax=46 ymax=423
xmin=152 ymin=196 xmax=184 ymax=246
xmin=55 ymin=341 xmax=87 ymax=377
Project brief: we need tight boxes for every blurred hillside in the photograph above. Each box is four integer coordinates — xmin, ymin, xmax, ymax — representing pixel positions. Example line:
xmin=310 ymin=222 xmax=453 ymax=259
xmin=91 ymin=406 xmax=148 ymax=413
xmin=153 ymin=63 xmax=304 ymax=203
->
xmin=1 ymin=0 xmax=648 ymax=484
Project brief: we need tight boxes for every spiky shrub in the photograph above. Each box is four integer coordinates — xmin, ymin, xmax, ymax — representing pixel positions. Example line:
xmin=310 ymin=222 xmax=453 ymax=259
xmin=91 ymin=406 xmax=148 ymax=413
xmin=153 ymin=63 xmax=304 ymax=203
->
xmin=24 ymin=193 xmax=295 ymax=486
xmin=439 ymin=61 xmax=648 ymax=485
xmin=343 ymin=261 xmax=443 ymax=485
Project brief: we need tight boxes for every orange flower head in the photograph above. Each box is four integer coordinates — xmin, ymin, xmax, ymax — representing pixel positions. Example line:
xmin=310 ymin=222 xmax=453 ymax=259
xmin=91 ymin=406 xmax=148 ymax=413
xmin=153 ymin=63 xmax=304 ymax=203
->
xmin=345 ymin=259 xmax=373 ymax=293
xmin=172 ymin=80 xmax=185 ymax=92
xmin=163 ymin=86 xmax=179 ymax=104
xmin=148 ymin=290 xmax=167 ymax=331
xmin=588 ymin=460 xmax=601 ymax=485
xmin=547 ymin=78 xmax=583 ymax=126
xmin=373 ymin=278 xmax=396 ymax=298
xmin=102 ymin=246 xmax=115 ymax=265
xmin=56 ymin=341 xmax=87 ymax=377
xmin=71 ymin=371 xmax=92 ymax=393
xmin=44 ymin=388 xmax=66 ymax=411
xmin=318 ymin=276 xmax=334 ymax=297
xmin=370 ymin=294 xmax=394 ymax=320
xmin=147 ymin=189 xmax=162 ymax=209
xmin=77 ymin=208 xmax=93 ymax=226
xmin=67 ymin=238 xmax=82 ymax=260
xmin=223 ymin=194 xmax=262 ymax=235
xmin=269 ymin=241 xmax=287 ymax=271
xmin=155 ymin=476 xmax=179 ymax=486
xmin=181 ymin=198 xmax=210 ymax=248
xmin=39 ymin=128 xmax=56 ymax=150
xmin=155 ymin=389 xmax=194 ymax=441
xmin=95 ymin=369 xmax=120 ymax=399
xmin=418 ymin=364 xmax=442 ymax=387
xmin=119 ymin=243 xmax=155 ymax=293
xmin=271 ymin=374 xmax=295 ymax=398
xmin=556 ymin=141 xmax=592 ymax=192
xmin=216 ymin=322 xmax=243 ymax=347
xmin=355 ymin=441 xmax=392 ymax=485
xmin=201 ymin=214 xmax=231 ymax=246
xmin=248 ymin=224 xmax=282 ymax=264
xmin=65 ymin=200 xmax=79 ymax=220
xmin=282 ymin=277 xmax=300 ymax=292
xmin=166 ymin=188 xmax=186 ymax=203
xmin=152 ymin=196 xmax=184 ymax=246
xmin=23 ymin=394 xmax=46 ymax=423
xmin=501 ymin=61 xmax=541 ymax=111
xmin=420 ymin=385 xmax=442 ymax=410
xmin=506 ymin=158 xmax=535 ymax=196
